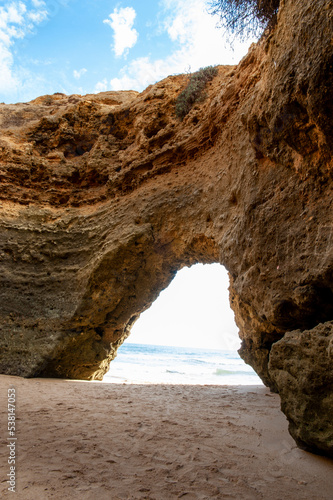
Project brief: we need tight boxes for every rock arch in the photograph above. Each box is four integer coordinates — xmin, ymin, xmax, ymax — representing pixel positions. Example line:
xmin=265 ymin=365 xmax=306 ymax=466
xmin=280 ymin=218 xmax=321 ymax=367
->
xmin=0 ymin=0 xmax=332 ymax=456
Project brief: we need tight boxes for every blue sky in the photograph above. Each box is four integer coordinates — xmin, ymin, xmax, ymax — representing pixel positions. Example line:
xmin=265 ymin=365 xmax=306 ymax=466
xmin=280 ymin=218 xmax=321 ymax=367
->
xmin=0 ymin=0 xmax=255 ymax=103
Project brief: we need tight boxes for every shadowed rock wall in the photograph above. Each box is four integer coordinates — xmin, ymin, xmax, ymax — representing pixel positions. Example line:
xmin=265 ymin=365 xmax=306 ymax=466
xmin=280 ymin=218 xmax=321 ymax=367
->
xmin=0 ymin=0 xmax=332 ymax=456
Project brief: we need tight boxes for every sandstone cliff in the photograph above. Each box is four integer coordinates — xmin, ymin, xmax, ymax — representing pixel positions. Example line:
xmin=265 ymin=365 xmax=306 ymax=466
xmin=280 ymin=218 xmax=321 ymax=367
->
xmin=0 ymin=0 xmax=332 ymax=457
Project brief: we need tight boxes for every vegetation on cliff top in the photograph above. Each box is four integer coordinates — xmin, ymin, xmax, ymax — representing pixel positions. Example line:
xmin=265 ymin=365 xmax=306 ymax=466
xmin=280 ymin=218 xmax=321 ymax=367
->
xmin=209 ymin=0 xmax=280 ymax=39
xmin=175 ymin=1 xmax=280 ymax=119
xmin=175 ymin=66 xmax=219 ymax=120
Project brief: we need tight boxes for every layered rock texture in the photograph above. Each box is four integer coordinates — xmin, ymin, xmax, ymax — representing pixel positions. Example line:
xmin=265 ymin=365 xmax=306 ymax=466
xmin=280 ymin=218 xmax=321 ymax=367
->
xmin=0 ymin=0 xmax=332 ymax=456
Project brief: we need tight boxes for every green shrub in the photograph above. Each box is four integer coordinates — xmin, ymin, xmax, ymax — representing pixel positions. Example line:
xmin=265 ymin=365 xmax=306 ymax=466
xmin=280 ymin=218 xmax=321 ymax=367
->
xmin=209 ymin=0 xmax=280 ymax=39
xmin=175 ymin=66 xmax=219 ymax=120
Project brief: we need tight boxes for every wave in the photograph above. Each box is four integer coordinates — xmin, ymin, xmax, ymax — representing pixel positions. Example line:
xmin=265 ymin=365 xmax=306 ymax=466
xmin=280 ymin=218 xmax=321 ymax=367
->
xmin=214 ymin=368 xmax=235 ymax=376
xmin=214 ymin=368 xmax=256 ymax=376
xmin=188 ymin=358 xmax=209 ymax=365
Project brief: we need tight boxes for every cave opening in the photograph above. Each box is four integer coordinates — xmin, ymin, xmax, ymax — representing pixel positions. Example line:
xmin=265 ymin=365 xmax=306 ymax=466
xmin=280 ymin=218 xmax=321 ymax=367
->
xmin=104 ymin=264 xmax=263 ymax=385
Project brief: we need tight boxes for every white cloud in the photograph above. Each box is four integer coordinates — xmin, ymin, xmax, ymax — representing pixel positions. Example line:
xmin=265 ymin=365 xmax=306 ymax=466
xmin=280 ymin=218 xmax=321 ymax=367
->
xmin=94 ymin=79 xmax=108 ymax=93
xmin=104 ymin=6 xmax=138 ymax=58
xmin=110 ymin=56 xmax=170 ymax=91
xmin=109 ymin=0 xmax=255 ymax=91
xmin=0 ymin=43 xmax=18 ymax=95
xmin=0 ymin=1 xmax=48 ymax=97
xmin=27 ymin=9 xmax=47 ymax=24
xmin=73 ymin=67 xmax=87 ymax=79
xmin=31 ymin=0 xmax=46 ymax=7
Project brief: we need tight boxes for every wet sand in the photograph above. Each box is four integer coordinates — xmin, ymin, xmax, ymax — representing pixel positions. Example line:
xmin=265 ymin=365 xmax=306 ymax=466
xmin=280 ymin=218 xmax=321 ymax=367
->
xmin=1 ymin=375 xmax=333 ymax=499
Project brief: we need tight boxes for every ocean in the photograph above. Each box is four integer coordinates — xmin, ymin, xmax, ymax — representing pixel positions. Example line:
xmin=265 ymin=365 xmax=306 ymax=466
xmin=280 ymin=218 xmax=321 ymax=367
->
xmin=103 ymin=343 xmax=263 ymax=385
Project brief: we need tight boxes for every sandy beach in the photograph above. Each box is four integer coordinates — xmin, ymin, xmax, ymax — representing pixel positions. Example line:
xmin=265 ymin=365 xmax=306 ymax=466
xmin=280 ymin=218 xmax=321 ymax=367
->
xmin=1 ymin=375 xmax=333 ymax=500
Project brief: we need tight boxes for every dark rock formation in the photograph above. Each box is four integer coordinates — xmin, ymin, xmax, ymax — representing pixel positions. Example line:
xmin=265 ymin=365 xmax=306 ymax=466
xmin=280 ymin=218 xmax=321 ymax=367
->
xmin=0 ymin=0 xmax=332 ymax=456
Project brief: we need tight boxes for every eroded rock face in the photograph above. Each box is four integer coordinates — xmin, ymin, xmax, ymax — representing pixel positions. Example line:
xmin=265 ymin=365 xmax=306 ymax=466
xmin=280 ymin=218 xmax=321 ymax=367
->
xmin=0 ymin=0 xmax=332 ymax=456
xmin=269 ymin=321 xmax=333 ymax=457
